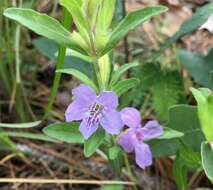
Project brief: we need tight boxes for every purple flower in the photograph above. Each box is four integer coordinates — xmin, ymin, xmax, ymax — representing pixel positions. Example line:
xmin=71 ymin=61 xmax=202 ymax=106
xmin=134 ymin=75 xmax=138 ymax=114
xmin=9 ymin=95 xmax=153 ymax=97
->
xmin=118 ymin=107 xmax=163 ymax=169
xmin=65 ymin=84 xmax=124 ymax=139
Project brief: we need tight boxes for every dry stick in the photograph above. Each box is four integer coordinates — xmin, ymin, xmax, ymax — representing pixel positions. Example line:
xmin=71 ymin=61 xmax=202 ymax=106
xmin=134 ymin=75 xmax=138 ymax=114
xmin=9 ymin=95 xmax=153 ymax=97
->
xmin=0 ymin=178 xmax=135 ymax=186
xmin=0 ymin=154 xmax=16 ymax=165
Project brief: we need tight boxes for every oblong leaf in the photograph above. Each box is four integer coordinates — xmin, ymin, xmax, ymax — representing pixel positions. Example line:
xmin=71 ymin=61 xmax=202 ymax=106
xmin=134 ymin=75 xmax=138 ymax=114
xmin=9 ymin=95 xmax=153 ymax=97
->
xmin=57 ymin=68 xmax=98 ymax=91
xmin=3 ymin=8 xmax=87 ymax=55
xmin=112 ymin=78 xmax=139 ymax=97
xmin=60 ymin=0 xmax=90 ymax=44
xmin=0 ymin=121 xmax=41 ymax=128
xmin=201 ymin=141 xmax=213 ymax=183
xmin=84 ymin=127 xmax=105 ymax=157
xmin=100 ymin=6 xmax=168 ymax=56
xmin=110 ymin=62 xmax=139 ymax=86
xmin=157 ymin=127 xmax=184 ymax=139
xmin=43 ymin=122 xmax=84 ymax=143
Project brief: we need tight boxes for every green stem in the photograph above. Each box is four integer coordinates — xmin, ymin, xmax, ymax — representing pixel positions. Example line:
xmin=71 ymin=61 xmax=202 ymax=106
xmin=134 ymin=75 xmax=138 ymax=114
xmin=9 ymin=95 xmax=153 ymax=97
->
xmin=15 ymin=24 xmax=21 ymax=83
xmin=140 ymin=93 xmax=151 ymax=115
xmin=51 ymin=0 xmax=58 ymax=16
xmin=14 ymin=0 xmax=23 ymax=82
xmin=92 ymin=59 xmax=102 ymax=92
xmin=0 ymin=0 xmax=11 ymax=93
xmin=44 ymin=8 xmax=72 ymax=119
xmin=0 ymin=60 xmax=11 ymax=93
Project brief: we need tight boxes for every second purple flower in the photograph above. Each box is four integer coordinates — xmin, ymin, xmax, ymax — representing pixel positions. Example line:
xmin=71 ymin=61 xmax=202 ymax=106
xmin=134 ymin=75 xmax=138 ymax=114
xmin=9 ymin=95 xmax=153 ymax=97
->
xmin=65 ymin=84 xmax=124 ymax=139
xmin=118 ymin=107 xmax=163 ymax=169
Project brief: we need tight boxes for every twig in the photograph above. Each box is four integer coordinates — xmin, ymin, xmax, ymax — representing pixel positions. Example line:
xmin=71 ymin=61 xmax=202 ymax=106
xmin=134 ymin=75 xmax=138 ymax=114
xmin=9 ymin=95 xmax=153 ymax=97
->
xmin=0 ymin=178 xmax=136 ymax=186
xmin=0 ymin=154 xmax=16 ymax=165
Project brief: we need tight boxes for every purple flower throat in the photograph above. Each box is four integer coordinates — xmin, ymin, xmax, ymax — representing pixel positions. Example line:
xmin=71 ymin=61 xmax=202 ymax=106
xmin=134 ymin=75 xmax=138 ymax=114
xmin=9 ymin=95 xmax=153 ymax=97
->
xmin=86 ymin=102 xmax=104 ymax=127
xmin=65 ymin=84 xmax=124 ymax=139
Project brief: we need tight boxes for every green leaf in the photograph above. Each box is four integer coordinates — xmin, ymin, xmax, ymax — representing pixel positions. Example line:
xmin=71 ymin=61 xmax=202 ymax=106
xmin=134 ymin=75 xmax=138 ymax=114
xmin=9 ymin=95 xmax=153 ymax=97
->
xmin=95 ymin=0 xmax=116 ymax=50
xmin=57 ymin=68 xmax=98 ymax=91
xmin=43 ymin=122 xmax=84 ymax=143
xmin=4 ymin=131 xmax=57 ymax=142
xmin=148 ymin=105 xmax=204 ymax=157
xmin=153 ymin=71 xmax=183 ymax=122
xmin=33 ymin=38 xmax=92 ymax=78
xmin=210 ymin=71 xmax=213 ymax=83
xmin=0 ymin=121 xmax=41 ymax=128
xmin=100 ymin=6 xmax=168 ymax=56
xmin=157 ymin=127 xmax=184 ymax=139
xmin=109 ymin=146 xmax=121 ymax=160
xmin=157 ymin=2 xmax=213 ymax=57
xmin=173 ymin=154 xmax=188 ymax=190
xmin=179 ymin=142 xmax=201 ymax=168
xmin=97 ymin=0 xmax=116 ymax=32
xmin=85 ymin=0 xmax=102 ymax=20
xmin=201 ymin=141 xmax=213 ymax=183
xmin=107 ymin=145 xmax=124 ymax=173
xmin=59 ymin=0 xmax=90 ymax=42
xmin=191 ymin=88 xmax=213 ymax=142
xmin=108 ymin=149 xmax=124 ymax=174
xmin=0 ymin=130 xmax=18 ymax=152
xmin=169 ymin=105 xmax=205 ymax=152
xmin=148 ymin=138 xmax=179 ymax=157
xmin=110 ymin=62 xmax=139 ymax=86
xmin=179 ymin=49 xmax=213 ymax=88
xmin=112 ymin=78 xmax=139 ymax=97
xmin=84 ymin=127 xmax=105 ymax=157
xmin=138 ymin=62 xmax=161 ymax=90
xmin=3 ymin=8 xmax=87 ymax=55
xmin=102 ymin=184 xmax=123 ymax=190
xmin=111 ymin=0 xmax=124 ymax=28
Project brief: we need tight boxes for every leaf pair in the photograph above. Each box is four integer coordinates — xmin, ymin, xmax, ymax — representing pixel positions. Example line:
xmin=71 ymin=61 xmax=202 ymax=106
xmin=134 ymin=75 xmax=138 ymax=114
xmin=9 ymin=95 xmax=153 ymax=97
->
xmin=4 ymin=3 xmax=168 ymax=58
xmin=57 ymin=61 xmax=140 ymax=96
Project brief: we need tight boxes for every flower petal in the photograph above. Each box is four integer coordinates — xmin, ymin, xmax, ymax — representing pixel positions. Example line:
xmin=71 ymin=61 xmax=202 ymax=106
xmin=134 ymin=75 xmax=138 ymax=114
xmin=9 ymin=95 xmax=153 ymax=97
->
xmin=135 ymin=143 xmax=152 ymax=169
xmin=97 ymin=91 xmax=118 ymax=109
xmin=120 ymin=107 xmax=141 ymax=128
xmin=142 ymin=120 xmax=163 ymax=141
xmin=72 ymin=84 xmax=96 ymax=106
xmin=100 ymin=109 xmax=123 ymax=135
xmin=79 ymin=118 xmax=99 ymax=140
xmin=65 ymin=101 xmax=86 ymax=122
xmin=118 ymin=129 xmax=135 ymax=153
